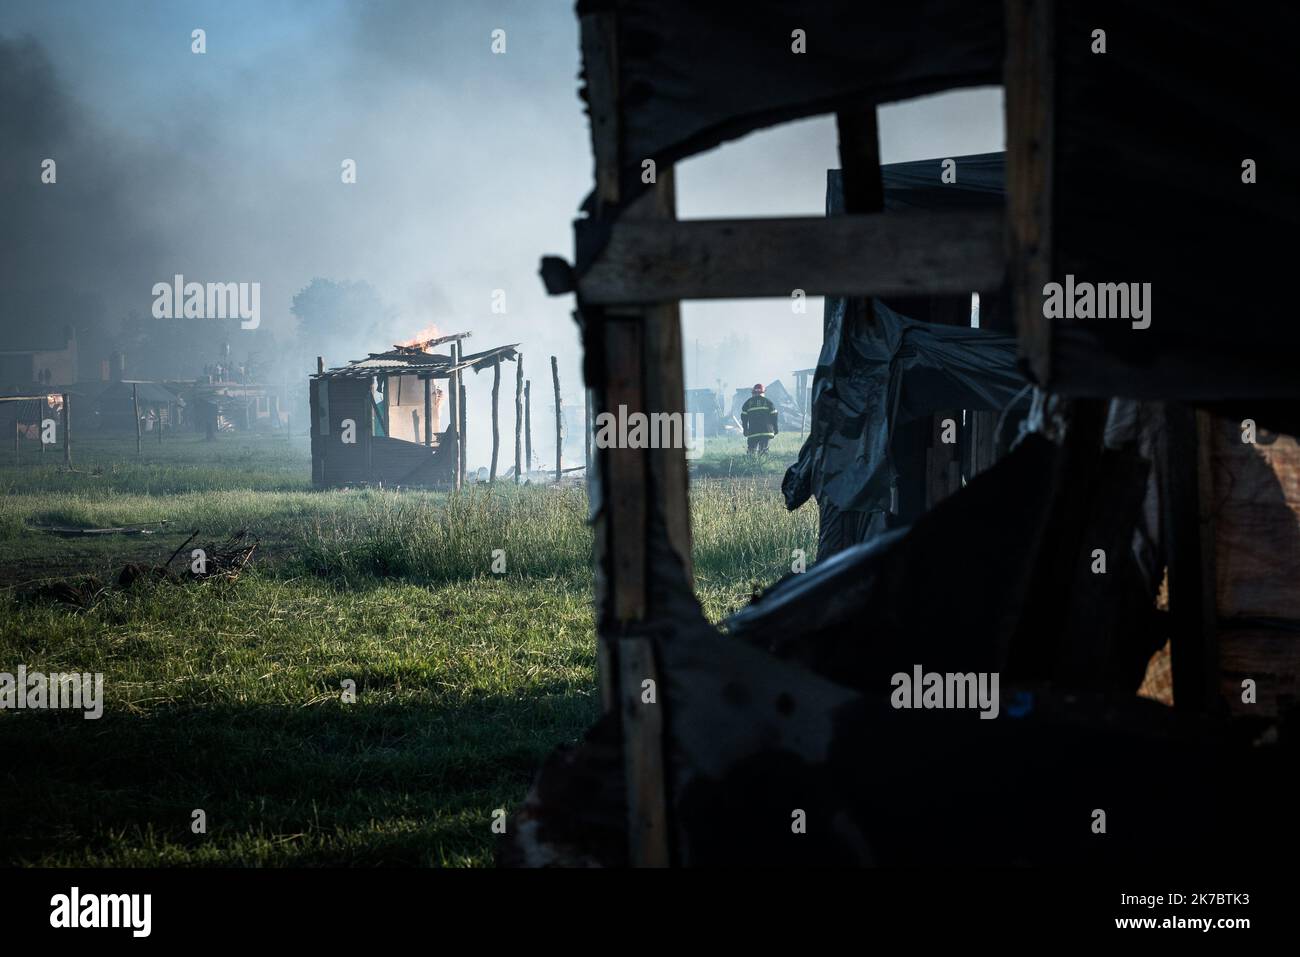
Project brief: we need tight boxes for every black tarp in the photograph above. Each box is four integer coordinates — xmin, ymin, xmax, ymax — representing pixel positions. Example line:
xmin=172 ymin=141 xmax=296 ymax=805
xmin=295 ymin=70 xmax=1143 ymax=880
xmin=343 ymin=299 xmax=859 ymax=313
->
xmin=784 ymin=159 xmax=1026 ymax=517
xmin=783 ymin=297 xmax=1026 ymax=514
xmin=876 ymin=151 xmax=1004 ymax=210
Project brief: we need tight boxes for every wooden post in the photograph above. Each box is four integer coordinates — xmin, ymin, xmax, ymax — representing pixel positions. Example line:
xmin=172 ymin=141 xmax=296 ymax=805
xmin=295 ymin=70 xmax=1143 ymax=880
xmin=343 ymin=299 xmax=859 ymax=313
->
xmin=459 ymin=377 xmax=467 ymax=485
xmin=423 ymin=377 xmax=433 ymax=447
xmin=524 ymin=380 xmax=533 ymax=478
xmin=13 ymin=419 xmax=18 ymax=465
xmin=450 ymin=343 xmax=461 ymax=491
xmin=584 ymin=11 xmax=691 ymax=866
xmin=1005 ymin=0 xmax=1055 ymax=385
xmin=551 ymin=355 xmax=562 ymax=483
xmin=514 ymin=355 xmax=524 ymax=483
xmin=490 ymin=358 xmax=501 ymax=482
xmin=133 ymin=383 xmax=142 ymax=457
xmin=62 ymin=393 xmax=71 ymax=465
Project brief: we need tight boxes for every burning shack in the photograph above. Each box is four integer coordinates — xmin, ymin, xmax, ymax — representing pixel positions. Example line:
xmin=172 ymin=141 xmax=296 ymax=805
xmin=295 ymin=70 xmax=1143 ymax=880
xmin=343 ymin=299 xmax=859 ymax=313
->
xmin=309 ymin=334 xmax=519 ymax=489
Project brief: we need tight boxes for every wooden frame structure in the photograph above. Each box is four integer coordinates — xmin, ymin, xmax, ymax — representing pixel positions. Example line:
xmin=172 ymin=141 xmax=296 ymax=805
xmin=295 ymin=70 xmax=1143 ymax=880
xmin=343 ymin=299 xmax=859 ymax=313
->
xmin=564 ymin=2 xmax=1055 ymax=868
xmin=541 ymin=0 xmax=1294 ymax=867
xmin=563 ymin=4 xmax=1041 ymax=868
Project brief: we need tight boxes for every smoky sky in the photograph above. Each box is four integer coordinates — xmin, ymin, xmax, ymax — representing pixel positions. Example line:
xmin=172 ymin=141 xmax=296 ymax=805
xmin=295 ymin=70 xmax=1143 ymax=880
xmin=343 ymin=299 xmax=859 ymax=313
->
xmin=0 ymin=0 xmax=1003 ymax=469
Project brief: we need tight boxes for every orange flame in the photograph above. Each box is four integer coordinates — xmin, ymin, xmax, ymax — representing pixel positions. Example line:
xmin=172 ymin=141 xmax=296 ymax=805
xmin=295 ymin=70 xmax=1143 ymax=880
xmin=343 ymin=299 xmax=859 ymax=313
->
xmin=398 ymin=324 xmax=441 ymax=349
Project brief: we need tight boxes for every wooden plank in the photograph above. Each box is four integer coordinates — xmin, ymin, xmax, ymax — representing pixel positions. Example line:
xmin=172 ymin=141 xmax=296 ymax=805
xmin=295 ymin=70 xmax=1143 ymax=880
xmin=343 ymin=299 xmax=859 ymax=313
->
xmin=579 ymin=11 xmax=621 ymax=210
xmin=1004 ymin=0 xmax=1056 ymax=385
xmin=602 ymin=317 xmax=647 ymax=622
xmin=1211 ymin=419 xmax=1300 ymax=620
xmin=1218 ymin=628 xmax=1300 ymax=718
xmin=619 ymin=635 xmax=669 ymax=867
xmin=633 ymin=169 xmax=692 ymax=584
xmin=577 ymin=209 xmax=1005 ymax=305
xmin=604 ymin=172 xmax=676 ymax=872
xmin=644 ymin=300 xmax=693 ymax=580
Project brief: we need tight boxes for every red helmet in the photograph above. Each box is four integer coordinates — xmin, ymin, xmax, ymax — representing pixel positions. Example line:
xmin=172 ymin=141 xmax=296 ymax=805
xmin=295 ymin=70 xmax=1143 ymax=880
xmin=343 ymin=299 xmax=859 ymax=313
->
xmin=752 ymin=383 xmax=765 ymax=393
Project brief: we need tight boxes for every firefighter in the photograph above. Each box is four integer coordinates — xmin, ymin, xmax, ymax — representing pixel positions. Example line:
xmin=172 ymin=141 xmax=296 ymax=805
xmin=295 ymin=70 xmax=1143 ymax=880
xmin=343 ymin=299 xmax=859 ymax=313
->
xmin=741 ymin=382 xmax=778 ymax=455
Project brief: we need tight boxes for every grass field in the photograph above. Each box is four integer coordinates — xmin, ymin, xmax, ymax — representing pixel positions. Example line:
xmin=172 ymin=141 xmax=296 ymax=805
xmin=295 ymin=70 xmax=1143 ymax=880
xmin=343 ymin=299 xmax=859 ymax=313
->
xmin=0 ymin=431 xmax=815 ymax=866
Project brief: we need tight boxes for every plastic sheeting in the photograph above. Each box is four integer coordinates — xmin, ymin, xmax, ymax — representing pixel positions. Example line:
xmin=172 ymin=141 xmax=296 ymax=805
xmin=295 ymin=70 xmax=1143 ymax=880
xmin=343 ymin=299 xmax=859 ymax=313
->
xmin=783 ymin=298 xmax=1026 ymax=514
xmin=878 ymin=151 xmax=1004 ymax=211
xmin=784 ymin=156 xmax=1025 ymax=516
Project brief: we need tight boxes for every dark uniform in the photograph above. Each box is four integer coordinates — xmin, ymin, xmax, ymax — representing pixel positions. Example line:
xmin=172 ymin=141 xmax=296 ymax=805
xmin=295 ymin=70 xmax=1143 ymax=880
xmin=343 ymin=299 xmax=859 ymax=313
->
xmin=741 ymin=392 xmax=778 ymax=454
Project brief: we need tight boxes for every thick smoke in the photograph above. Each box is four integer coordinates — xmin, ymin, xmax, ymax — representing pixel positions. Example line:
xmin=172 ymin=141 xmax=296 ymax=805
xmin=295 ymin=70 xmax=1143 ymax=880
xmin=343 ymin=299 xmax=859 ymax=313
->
xmin=0 ymin=1 xmax=1001 ymax=471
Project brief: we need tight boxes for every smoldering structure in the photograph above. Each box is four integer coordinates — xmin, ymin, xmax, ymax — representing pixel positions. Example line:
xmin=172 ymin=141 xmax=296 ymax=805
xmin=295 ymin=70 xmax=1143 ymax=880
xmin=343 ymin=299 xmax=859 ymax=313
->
xmin=505 ymin=1 xmax=1299 ymax=867
xmin=309 ymin=334 xmax=519 ymax=489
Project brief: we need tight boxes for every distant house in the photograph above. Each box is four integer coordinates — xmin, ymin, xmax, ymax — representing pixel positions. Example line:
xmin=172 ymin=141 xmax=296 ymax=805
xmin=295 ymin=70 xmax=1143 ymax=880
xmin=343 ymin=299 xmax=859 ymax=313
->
xmin=189 ymin=381 xmax=284 ymax=435
xmin=309 ymin=337 xmax=519 ymax=488
xmin=92 ymin=380 xmax=184 ymax=432
xmin=0 ymin=324 xmax=77 ymax=392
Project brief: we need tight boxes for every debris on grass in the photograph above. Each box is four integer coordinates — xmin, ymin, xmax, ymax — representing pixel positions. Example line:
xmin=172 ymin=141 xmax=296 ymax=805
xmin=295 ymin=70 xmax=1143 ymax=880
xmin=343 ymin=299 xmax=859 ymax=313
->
xmin=21 ymin=529 xmax=260 ymax=608
xmin=31 ymin=520 xmax=170 ymax=537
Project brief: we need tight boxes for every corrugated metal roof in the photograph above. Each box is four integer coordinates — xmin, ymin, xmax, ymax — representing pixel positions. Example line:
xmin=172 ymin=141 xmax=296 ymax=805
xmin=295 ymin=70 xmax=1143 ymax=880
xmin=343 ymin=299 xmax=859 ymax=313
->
xmin=315 ymin=344 xmax=520 ymax=380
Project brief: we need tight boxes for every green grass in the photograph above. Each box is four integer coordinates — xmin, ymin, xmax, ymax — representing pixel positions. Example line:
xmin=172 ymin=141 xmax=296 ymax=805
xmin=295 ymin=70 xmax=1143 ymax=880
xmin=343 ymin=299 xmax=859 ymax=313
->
xmin=689 ymin=430 xmax=805 ymax=481
xmin=0 ymin=432 xmax=816 ymax=866
xmin=1 ymin=577 xmax=594 ymax=866
xmin=1 ymin=431 xmax=312 ymax=496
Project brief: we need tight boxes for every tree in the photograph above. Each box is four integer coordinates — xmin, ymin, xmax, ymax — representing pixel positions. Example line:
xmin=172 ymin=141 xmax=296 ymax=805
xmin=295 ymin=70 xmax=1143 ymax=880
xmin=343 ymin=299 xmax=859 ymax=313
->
xmin=290 ymin=279 xmax=394 ymax=359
